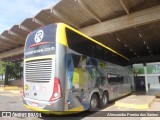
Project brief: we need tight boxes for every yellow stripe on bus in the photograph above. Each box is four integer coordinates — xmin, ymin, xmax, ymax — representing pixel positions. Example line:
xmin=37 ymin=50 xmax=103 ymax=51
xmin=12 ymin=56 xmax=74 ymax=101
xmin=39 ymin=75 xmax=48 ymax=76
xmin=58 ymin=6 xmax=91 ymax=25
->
xmin=56 ymin=23 xmax=68 ymax=47
xmin=57 ymin=23 xmax=129 ymax=60
xmin=24 ymin=104 xmax=84 ymax=115
xmin=24 ymin=55 xmax=55 ymax=62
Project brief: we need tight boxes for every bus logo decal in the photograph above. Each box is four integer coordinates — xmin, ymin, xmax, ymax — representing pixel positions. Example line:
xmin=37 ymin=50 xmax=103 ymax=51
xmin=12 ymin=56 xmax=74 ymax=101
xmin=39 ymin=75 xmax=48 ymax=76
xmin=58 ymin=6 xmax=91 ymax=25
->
xmin=25 ymin=84 xmax=29 ymax=90
xmin=34 ymin=30 xmax=44 ymax=43
xmin=33 ymin=85 xmax=46 ymax=92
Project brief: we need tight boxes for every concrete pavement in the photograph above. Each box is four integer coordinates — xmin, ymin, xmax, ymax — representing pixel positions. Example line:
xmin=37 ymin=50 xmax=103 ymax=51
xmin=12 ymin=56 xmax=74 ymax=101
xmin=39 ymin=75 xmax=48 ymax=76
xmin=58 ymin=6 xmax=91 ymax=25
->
xmin=0 ymin=87 xmax=160 ymax=120
xmin=0 ymin=86 xmax=22 ymax=93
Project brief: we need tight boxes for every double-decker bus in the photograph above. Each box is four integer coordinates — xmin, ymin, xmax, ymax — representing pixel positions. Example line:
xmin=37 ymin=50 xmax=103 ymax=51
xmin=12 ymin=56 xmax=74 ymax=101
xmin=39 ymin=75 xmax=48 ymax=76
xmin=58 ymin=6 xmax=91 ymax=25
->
xmin=23 ymin=23 xmax=134 ymax=114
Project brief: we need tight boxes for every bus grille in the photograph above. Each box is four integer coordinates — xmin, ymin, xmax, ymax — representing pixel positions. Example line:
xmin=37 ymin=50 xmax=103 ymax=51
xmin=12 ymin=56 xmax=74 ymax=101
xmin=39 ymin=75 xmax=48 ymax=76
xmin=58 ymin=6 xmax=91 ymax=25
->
xmin=25 ymin=59 xmax=52 ymax=82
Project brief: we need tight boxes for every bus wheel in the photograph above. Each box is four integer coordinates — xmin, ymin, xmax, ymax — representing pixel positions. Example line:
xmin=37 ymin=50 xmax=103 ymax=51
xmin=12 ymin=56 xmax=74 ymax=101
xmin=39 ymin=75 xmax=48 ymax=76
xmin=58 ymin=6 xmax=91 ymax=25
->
xmin=100 ymin=92 xmax=108 ymax=108
xmin=89 ymin=94 xmax=98 ymax=111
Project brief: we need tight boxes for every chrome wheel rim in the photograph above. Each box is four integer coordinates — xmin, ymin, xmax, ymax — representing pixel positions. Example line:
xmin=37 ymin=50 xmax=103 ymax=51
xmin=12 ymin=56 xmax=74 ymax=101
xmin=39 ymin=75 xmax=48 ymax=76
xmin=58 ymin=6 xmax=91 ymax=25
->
xmin=102 ymin=95 xmax=107 ymax=105
xmin=91 ymin=98 xmax=97 ymax=109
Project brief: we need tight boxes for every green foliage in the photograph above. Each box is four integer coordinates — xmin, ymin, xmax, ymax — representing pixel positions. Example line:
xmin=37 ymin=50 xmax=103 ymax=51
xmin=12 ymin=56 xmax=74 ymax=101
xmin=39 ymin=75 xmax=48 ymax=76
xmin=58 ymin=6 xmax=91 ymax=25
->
xmin=0 ymin=61 xmax=23 ymax=80
xmin=0 ymin=61 xmax=7 ymax=74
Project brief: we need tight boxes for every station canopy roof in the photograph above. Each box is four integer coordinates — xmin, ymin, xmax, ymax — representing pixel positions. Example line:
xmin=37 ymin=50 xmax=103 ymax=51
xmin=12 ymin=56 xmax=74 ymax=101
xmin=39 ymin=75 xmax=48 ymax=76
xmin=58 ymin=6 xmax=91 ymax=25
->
xmin=0 ymin=0 xmax=160 ymax=64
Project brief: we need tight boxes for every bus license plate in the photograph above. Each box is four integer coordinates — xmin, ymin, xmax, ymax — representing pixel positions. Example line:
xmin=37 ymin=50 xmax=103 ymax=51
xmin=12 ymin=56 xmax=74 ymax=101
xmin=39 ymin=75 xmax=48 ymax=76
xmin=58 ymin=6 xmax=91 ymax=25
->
xmin=31 ymin=102 xmax=38 ymax=107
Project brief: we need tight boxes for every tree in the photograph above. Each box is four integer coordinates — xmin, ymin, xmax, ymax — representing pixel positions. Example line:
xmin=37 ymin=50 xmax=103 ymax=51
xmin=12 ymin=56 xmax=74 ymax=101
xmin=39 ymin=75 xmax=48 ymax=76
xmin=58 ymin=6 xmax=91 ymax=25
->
xmin=0 ymin=61 xmax=23 ymax=80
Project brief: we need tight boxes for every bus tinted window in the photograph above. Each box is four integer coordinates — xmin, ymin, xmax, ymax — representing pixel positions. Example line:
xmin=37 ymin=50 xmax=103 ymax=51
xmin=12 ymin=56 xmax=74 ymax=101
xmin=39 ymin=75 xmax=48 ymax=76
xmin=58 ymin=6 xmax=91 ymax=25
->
xmin=24 ymin=24 xmax=56 ymax=58
xmin=66 ymin=28 xmax=130 ymax=66
xmin=108 ymin=75 xmax=124 ymax=85
xmin=66 ymin=28 xmax=92 ymax=57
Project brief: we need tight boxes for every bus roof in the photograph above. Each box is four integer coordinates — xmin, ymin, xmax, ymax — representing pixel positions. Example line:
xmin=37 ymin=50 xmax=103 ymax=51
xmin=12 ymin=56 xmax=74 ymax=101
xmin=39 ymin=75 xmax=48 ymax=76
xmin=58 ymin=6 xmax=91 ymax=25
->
xmin=57 ymin=23 xmax=129 ymax=61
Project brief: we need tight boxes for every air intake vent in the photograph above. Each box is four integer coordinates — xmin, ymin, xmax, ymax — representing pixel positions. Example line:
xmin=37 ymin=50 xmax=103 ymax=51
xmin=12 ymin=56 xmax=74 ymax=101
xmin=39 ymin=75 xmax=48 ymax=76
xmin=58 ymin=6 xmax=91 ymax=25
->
xmin=25 ymin=59 xmax=52 ymax=82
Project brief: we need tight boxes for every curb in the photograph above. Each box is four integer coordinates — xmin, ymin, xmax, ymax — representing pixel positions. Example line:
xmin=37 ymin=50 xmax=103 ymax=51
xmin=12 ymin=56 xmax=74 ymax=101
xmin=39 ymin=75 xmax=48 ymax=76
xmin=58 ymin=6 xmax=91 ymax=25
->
xmin=0 ymin=88 xmax=22 ymax=94
xmin=115 ymin=95 xmax=155 ymax=110
xmin=9 ymin=90 xmax=21 ymax=94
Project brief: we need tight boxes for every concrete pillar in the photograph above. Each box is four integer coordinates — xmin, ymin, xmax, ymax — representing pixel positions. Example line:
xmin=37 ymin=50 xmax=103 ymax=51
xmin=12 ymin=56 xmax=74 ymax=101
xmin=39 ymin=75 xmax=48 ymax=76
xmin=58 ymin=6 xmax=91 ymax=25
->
xmin=144 ymin=66 xmax=148 ymax=92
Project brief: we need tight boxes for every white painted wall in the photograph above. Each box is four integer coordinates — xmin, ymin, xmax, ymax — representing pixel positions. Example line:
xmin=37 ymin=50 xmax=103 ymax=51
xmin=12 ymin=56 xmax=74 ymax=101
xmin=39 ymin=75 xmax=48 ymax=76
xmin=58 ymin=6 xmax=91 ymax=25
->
xmin=147 ymin=76 xmax=159 ymax=84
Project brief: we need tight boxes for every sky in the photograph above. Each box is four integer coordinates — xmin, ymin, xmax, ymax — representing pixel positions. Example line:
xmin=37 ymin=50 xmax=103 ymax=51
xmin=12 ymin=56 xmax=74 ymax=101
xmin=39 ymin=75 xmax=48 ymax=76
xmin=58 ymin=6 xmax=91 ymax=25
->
xmin=0 ymin=0 xmax=60 ymax=34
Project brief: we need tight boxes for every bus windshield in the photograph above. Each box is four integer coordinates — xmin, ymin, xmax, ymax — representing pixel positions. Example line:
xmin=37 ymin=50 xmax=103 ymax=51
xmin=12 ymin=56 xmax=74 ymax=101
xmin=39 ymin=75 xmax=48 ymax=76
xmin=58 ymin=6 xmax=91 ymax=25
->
xmin=24 ymin=24 xmax=57 ymax=59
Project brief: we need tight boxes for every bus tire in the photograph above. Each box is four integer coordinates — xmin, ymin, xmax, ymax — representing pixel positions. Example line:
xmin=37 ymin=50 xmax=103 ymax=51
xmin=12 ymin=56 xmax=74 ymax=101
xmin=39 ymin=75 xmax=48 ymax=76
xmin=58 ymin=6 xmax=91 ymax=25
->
xmin=100 ymin=91 xmax=108 ymax=108
xmin=89 ymin=94 xmax=99 ymax=111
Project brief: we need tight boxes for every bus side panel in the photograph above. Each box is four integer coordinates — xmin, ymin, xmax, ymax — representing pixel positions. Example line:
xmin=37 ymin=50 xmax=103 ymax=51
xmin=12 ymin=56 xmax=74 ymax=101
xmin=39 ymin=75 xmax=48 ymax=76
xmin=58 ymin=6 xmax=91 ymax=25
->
xmin=107 ymin=64 xmax=133 ymax=101
xmin=64 ymin=48 xmax=108 ymax=111
xmin=64 ymin=48 xmax=87 ymax=111
xmin=47 ymin=43 xmax=67 ymax=111
xmin=64 ymin=48 xmax=134 ymax=111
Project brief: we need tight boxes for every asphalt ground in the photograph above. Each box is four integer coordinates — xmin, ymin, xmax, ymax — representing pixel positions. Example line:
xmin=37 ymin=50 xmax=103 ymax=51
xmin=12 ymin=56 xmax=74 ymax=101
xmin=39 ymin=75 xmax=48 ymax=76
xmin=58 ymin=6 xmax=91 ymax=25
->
xmin=0 ymin=90 xmax=121 ymax=120
xmin=0 ymin=87 xmax=160 ymax=120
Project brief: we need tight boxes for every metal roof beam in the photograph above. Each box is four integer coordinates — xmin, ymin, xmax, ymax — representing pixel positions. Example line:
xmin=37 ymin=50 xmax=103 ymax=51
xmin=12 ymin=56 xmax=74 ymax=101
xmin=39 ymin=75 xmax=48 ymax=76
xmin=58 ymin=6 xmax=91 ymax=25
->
xmin=51 ymin=8 xmax=80 ymax=29
xmin=0 ymin=39 xmax=15 ymax=47
xmin=32 ymin=18 xmax=45 ymax=26
xmin=80 ymin=5 xmax=160 ymax=37
xmin=0 ymin=46 xmax=24 ymax=59
xmin=0 ymin=43 xmax=9 ymax=49
xmin=78 ymin=0 xmax=102 ymax=22
xmin=8 ymin=31 xmax=26 ymax=42
xmin=19 ymin=25 xmax=31 ymax=33
xmin=2 ymin=32 xmax=24 ymax=44
xmin=0 ymin=35 xmax=20 ymax=45
xmin=119 ymin=0 xmax=129 ymax=15
xmin=0 ymin=45 xmax=10 ymax=50
xmin=10 ymin=25 xmax=29 ymax=37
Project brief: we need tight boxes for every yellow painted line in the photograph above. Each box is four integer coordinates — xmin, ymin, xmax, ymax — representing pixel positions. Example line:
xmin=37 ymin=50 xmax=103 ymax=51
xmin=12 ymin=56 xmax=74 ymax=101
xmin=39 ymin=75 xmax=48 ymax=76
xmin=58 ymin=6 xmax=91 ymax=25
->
xmin=148 ymin=96 xmax=156 ymax=107
xmin=9 ymin=90 xmax=21 ymax=94
xmin=0 ymin=88 xmax=4 ymax=91
xmin=0 ymin=86 xmax=22 ymax=93
xmin=0 ymin=86 xmax=21 ymax=90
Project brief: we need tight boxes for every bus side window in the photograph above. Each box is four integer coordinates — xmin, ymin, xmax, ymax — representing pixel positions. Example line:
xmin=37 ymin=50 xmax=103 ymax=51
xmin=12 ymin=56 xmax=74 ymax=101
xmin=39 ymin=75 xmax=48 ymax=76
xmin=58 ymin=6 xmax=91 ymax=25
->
xmin=108 ymin=75 xmax=124 ymax=85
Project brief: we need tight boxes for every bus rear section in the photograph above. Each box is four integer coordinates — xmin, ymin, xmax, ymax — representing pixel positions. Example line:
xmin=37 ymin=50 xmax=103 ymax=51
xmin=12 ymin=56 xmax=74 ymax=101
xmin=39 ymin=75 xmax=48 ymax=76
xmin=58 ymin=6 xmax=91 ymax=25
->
xmin=23 ymin=23 xmax=133 ymax=114
xmin=23 ymin=24 xmax=64 ymax=113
